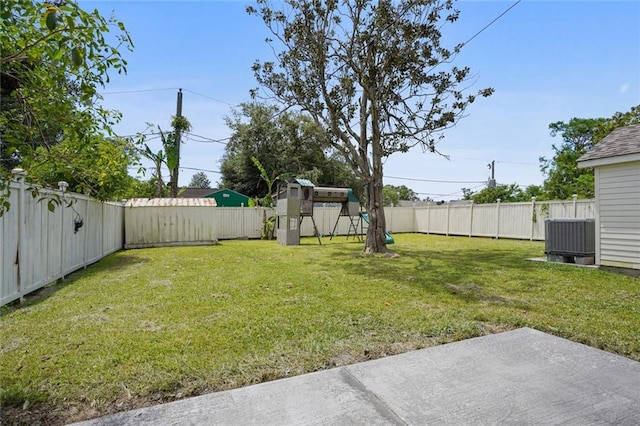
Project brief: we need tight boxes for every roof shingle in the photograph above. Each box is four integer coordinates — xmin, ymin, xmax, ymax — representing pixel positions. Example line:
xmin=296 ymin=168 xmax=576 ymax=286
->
xmin=578 ymin=124 xmax=640 ymax=163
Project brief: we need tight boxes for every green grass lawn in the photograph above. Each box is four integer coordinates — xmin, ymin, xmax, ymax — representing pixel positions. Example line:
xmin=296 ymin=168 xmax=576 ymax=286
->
xmin=1 ymin=234 xmax=639 ymax=424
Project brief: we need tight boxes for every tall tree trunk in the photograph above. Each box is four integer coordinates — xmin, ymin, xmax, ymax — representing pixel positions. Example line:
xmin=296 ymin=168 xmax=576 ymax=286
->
xmin=169 ymin=169 xmax=178 ymax=198
xmin=364 ymin=138 xmax=388 ymax=254
xmin=154 ymin=159 xmax=164 ymax=198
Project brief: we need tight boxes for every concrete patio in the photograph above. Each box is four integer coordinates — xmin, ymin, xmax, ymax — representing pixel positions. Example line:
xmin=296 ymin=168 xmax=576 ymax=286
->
xmin=74 ymin=328 xmax=640 ymax=425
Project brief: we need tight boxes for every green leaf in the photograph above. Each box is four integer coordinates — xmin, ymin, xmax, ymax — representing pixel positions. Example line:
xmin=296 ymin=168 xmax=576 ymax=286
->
xmin=65 ymin=14 xmax=75 ymax=31
xmin=53 ymin=47 xmax=64 ymax=60
xmin=46 ymin=9 xmax=57 ymax=31
xmin=47 ymin=200 xmax=56 ymax=212
xmin=71 ymin=46 xmax=83 ymax=67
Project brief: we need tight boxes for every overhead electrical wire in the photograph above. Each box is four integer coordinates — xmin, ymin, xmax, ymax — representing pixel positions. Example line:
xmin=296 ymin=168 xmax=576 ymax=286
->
xmin=386 ymin=175 xmax=485 ymax=184
xmin=179 ymin=166 xmax=222 ymax=174
xmin=99 ymin=87 xmax=179 ymax=95
xmin=98 ymin=87 xmax=239 ymax=108
xmin=449 ymin=155 xmax=537 ymax=166
xmin=182 ymin=89 xmax=239 ymax=107
xmin=183 ymin=132 xmax=230 ymax=144
xmin=416 ymin=183 xmax=485 ymax=198
xmin=459 ymin=0 xmax=522 ymax=48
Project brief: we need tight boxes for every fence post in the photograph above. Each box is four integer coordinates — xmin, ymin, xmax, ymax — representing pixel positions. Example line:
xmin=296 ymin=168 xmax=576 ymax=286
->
xmin=446 ymin=202 xmax=450 ymax=236
xmin=530 ymin=197 xmax=536 ymax=241
xmin=102 ymin=202 xmax=106 ymax=256
xmin=12 ymin=168 xmax=27 ymax=301
xmin=83 ymin=196 xmax=89 ymax=268
xmin=411 ymin=203 xmax=416 ymax=233
xmin=572 ymin=194 xmax=578 ymax=218
xmin=495 ymin=199 xmax=501 ymax=239
xmin=58 ymin=181 xmax=68 ymax=279
xmin=426 ymin=202 xmax=430 ymax=234
xmin=468 ymin=201 xmax=473 ymax=237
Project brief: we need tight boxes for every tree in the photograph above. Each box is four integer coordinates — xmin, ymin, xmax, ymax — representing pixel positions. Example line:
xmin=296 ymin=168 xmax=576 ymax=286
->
xmin=221 ymin=102 xmax=362 ymax=198
xmin=21 ymin=135 xmax=139 ymax=201
xmin=1 ymin=0 xmax=132 ymax=164
xmin=189 ymin=172 xmax=211 ymax=188
xmin=167 ymin=115 xmax=191 ymax=197
xmin=251 ymin=156 xmax=277 ymax=207
xmin=540 ymin=118 xmax=605 ymax=200
xmin=592 ymin=104 xmax=640 ymax=144
xmin=1 ymin=0 xmax=132 ymax=211
xmin=539 ymin=106 xmax=640 ymax=201
xmin=140 ymin=141 xmax=167 ymax=198
xmin=248 ymin=0 xmax=493 ymax=253
xmin=383 ymin=184 xmax=419 ymax=206
xmin=121 ymin=177 xmax=158 ymax=199
xmin=138 ymin=117 xmax=191 ymax=198
xmin=462 ymin=183 xmax=527 ymax=204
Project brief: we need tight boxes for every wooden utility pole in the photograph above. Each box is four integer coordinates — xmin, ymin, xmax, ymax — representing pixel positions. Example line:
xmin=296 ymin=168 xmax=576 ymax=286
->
xmin=488 ymin=160 xmax=496 ymax=188
xmin=171 ymin=88 xmax=183 ymax=197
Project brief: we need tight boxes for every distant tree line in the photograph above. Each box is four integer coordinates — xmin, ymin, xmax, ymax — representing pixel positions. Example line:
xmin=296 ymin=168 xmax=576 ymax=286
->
xmin=462 ymin=105 xmax=639 ymax=204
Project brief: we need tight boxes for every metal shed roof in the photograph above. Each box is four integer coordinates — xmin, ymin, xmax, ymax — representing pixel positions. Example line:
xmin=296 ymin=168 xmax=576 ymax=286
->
xmin=295 ymin=178 xmax=316 ymax=187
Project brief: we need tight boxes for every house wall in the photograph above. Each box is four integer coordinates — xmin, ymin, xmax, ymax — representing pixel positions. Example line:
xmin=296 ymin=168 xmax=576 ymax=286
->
xmin=595 ymin=161 xmax=640 ymax=269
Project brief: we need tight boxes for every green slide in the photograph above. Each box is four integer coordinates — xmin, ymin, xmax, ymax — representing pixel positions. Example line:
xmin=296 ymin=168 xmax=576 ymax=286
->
xmin=360 ymin=213 xmax=394 ymax=244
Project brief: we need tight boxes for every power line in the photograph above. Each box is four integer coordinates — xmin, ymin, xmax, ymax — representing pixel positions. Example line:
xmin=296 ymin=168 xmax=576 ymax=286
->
xmin=182 ymin=89 xmax=239 ymax=107
xmin=100 ymin=87 xmax=179 ymax=95
xmin=184 ymin=132 xmax=230 ymax=145
xmin=460 ymin=0 xmax=522 ymax=47
xmin=128 ymin=165 xmax=222 ymax=175
xmin=450 ymin=155 xmax=537 ymax=166
xmin=98 ymin=87 xmax=239 ymax=108
xmin=179 ymin=166 xmax=222 ymax=174
xmin=386 ymin=175 xmax=485 ymax=184
xmin=416 ymin=183 xmax=485 ymax=198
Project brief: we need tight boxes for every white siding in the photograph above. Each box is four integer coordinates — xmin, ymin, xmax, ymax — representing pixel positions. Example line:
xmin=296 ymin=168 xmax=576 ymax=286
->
xmin=596 ymin=161 xmax=640 ymax=269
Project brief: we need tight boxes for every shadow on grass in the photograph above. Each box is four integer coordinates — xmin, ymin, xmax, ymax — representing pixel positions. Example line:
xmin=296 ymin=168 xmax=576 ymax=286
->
xmin=0 ymin=254 xmax=149 ymax=314
xmin=327 ymin=243 xmax=537 ymax=308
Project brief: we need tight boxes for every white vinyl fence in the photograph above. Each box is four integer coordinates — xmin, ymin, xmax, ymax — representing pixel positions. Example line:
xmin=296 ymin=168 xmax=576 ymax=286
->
xmin=2 ymin=173 xmax=595 ymax=306
xmin=124 ymin=205 xmax=370 ymax=247
xmin=123 ymin=198 xmax=594 ymax=246
xmin=412 ymin=198 xmax=595 ymax=240
xmin=1 ymin=176 xmax=123 ymax=306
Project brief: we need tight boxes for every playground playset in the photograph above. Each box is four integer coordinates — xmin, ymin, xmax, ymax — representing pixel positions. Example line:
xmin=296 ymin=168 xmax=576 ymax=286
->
xmin=275 ymin=178 xmax=394 ymax=245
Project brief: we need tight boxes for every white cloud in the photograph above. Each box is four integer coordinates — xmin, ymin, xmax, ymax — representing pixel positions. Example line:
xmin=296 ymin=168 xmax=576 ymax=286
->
xmin=620 ymin=83 xmax=630 ymax=94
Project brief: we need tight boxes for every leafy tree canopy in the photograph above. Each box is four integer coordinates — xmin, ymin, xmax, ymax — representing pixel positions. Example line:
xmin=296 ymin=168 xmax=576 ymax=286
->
xmin=383 ymin=185 xmax=419 ymax=207
xmin=1 ymin=0 xmax=132 ymax=161
xmin=593 ymin=104 xmax=640 ymax=143
xmin=1 ymin=0 xmax=135 ymax=211
xmin=221 ymin=102 xmax=362 ymax=200
xmin=248 ymin=0 xmax=493 ymax=253
xmin=462 ymin=183 xmax=532 ymax=204
xmin=21 ymin=135 xmax=138 ymax=200
xmin=189 ymin=172 xmax=211 ymax=189
xmin=539 ymin=105 xmax=639 ymax=200
xmin=539 ymin=117 xmax=605 ymax=200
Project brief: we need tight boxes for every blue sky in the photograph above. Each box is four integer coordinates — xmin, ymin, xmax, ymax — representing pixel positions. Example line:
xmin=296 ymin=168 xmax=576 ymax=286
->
xmin=85 ymin=0 xmax=640 ymax=200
